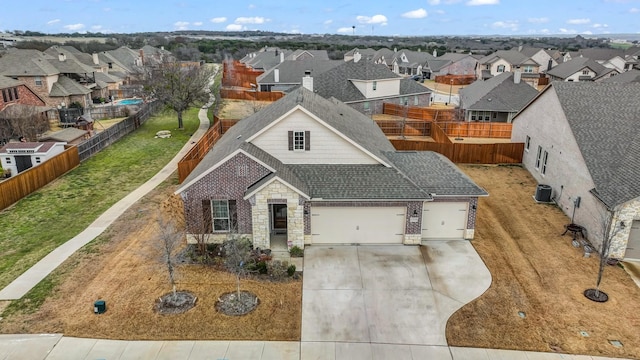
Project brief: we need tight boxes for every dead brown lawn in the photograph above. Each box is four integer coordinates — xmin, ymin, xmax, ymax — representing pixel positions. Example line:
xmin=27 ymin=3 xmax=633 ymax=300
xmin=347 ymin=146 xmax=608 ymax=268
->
xmin=448 ymin=164 xmax=640 ymax=359
xmin=0 ymin=176 xmax=301 ymax=341
xmin=218 ymin=99 xmax=270 ymax=120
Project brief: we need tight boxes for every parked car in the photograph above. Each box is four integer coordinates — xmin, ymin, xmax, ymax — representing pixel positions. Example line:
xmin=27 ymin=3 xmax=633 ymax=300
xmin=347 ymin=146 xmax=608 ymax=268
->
xmin=410 ymin=74 xmax=423 ymax=82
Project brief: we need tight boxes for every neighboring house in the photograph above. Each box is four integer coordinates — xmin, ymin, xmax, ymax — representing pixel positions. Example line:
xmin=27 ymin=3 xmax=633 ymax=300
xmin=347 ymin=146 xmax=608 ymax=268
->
xmin=546 ymin=57 xmax=619 ymax=82
xmin=0 ymin=141 xmax=66 ymax=176
xmin=601 ymin=69 xmax=640 ymax=84
xmin=343 ymin=48 xmax=376 ymax=62
xmin=459 ymin=72 xmax=538 ymax=123
xmin=256 ymin=59 xmax=341 ymax=93
xmin=391 ymin=49 xmax=434 ymax=76
xmin=511 ymin=82 xmax=640 ymax=260
xmin=518 ymin=46 xmax=560 ymax=73
xmin=476 ymin=50 xmax=541 ymax=88
xmin=422 ymin=53 xmax=478 ymax=80
xmin=0 ymin=48 xmax=95 ymax=108
xmin=563 ymin=48 xmax=629 ymax=73
xmin=176 ymin=87 xmax=487 ymax=250
xmin=313 ymin=61 xmax=431 ymax=114
xmin=0 ymin=76 xmax=46 ymax=111
xmin=346 ymin=47 xmax=398 ymax=70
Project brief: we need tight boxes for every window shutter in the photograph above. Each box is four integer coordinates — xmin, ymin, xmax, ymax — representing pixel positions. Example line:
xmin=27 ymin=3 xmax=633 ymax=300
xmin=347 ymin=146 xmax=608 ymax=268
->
xmin=288 ymin=131 xmax=293 ymax=151
xmin=304 ymin=131 xmax=310 ymax=151
xmin=202 ymin=199 xmax=213 ymax=233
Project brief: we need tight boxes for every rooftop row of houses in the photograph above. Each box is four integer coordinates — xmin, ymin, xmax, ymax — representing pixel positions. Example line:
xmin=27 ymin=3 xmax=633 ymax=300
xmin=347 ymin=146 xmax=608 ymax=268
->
xmin=241 ymin=46 xmax=640 ymax=95
xmin=0 ymin=45 xmax=171 ymax=115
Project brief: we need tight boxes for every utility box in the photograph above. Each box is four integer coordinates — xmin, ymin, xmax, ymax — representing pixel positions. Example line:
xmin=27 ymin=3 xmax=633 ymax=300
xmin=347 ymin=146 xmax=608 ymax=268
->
xmin=94 ymin=300 xmax=106 ymax=314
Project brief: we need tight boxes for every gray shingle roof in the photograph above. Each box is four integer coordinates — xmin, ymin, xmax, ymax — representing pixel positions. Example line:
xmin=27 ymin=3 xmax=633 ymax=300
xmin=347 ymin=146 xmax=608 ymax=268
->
xmin=256 ymin=59 xmax=342 ymax=84
xmin=459 ymin=72 xmax=539 ymax=112
xmin=552 ymin=82 xmax=640 ymax=208
xmin=0 ymin=75 xmax=21 ymax=89
xmin=478 ymin=50 xmax=540 ymax=67
xmin=288 ymin=164 xmax=428 ymax=199
xmin=180 ymin=87 xmax=484 ymax=200
xmin=383 ymin=151 xmax=488 ymax=196
xmin=49 ymin=75 xmax=91 ymax=96
xmin=601 ymin=69 xmax=640 ymax=83
xmin=0 ymin=48 xmax=59 ymax=76
xmin=546 ymin=57 xmax=607 ymax=79
xmin=314 ymin=61 xmax=428 ymax=103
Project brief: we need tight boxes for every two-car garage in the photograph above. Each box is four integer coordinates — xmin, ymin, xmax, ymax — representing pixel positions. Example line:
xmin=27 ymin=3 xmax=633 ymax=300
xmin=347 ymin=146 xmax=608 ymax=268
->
xmin=309 ymin=201 xmax=470 ymax=245
xmin=310 ymin=207 xmax=406 ymax=244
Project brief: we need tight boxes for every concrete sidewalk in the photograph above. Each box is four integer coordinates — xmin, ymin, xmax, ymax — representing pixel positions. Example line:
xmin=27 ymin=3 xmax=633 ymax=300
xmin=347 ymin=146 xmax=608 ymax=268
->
xmin=0 ymin=107 xmax=211 ymax=300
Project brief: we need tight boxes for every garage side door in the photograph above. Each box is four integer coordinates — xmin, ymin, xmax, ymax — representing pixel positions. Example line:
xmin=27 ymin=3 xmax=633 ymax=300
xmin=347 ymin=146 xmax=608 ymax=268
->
xmin=422 ymin=202 xmax=468 ymax=240
xmin=311 ymin=207 xmax=405 ymax=244
xmin=625 ymin=220 xmax=640 ymax=260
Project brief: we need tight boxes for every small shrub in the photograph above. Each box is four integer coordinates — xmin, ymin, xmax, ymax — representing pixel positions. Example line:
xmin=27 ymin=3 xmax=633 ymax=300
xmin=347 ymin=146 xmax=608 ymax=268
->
xmin=255 ymin=261 xmax=268 ymax=274
xmin=289 ymin=245 xmax=304 ymax=257
xmin=268 ymin=260 xmax=289 ymax=279
xmin=287 ymin=264 xmax=296 ymax=277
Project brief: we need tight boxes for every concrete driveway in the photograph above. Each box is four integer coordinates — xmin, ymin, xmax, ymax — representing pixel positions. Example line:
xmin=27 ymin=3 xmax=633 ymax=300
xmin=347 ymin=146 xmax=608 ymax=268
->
xmin=301 ymin=241 xmax=491 ymax=357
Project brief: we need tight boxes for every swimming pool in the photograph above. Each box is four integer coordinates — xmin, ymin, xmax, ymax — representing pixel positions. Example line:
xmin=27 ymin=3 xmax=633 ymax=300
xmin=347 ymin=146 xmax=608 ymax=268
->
xmin=117 ymin=98 xmax=143 ymax=105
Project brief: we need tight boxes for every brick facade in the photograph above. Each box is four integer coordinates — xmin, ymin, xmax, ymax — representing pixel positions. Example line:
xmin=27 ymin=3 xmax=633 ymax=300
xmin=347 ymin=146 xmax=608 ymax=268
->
xmin=181 ymin=152 xmax=271 ymax=243
xmin=0 ymin=84 xmax=45 ymax=111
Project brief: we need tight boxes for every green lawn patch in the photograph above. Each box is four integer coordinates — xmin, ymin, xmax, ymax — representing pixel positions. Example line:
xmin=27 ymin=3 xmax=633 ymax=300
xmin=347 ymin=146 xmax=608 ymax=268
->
xmin=0 ymin=108 xmax=199 ymax=290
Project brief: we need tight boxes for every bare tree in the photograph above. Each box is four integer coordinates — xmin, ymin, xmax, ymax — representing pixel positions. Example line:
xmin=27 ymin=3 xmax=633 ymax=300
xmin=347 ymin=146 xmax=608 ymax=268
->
xmin=157 ymin=216 xmax=182 ymax=300
xmin=140 ymin=59 xmax=216 ymax=129
xmin=0 ymin=105 xmax=49 ymax=142
xmin=584 ymin=207 xmax=625 ymax=302
xmin=222 ymin=236 xmax=253 ymax=298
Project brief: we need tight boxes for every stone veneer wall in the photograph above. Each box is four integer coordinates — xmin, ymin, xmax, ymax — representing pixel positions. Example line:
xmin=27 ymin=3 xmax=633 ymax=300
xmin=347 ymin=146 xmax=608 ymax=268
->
xmin=249 ymin=179 xmax=304 ymax=250
xmin=609 ymin=198 xmax=640 ymax=259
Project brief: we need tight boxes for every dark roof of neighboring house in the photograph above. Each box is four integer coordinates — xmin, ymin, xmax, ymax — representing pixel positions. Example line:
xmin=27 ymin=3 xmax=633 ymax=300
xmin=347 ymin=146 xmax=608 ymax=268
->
xmin=518 ymin=47 xmax=544 ymax=58
xmin=243 ymin=49 xmax=291 ymax=71
xmin=49 ymin=75 xmax=91 ymax=96
xmin=549 ymin=82 xmax=640 ymax=208
xmin=44 ymin=45 xmax=99 ymax=71
xmin=478 ymin=50 xmax=540 ymax=67
xmin=575 ymin=48 xmax=626 ymax=61
xmin=383 ymin=151 xmax=488 ymax=196
xmin=601 ymin=69 xmax=640 ymax=83
xmin=0 ymin=75 xmax=21 ymax=88
xmin=40 ymin=128 xmax=88 ymax=142
xmin=0 ymin=48 xmax=59 ymax=76
xmin=0 ymin=141 xmax=57 ymax=153
xmin=424 ymin=59 xmax=452 ymax=72
xmin=287 ymin=49 xmax=329 ymax=61
xmin=256 ymin=59 xmax=342 ymax=84
xmin=459 ymin=72 xmax=539 ymax=112
xmin=314 ymin=61 xmax=429 ymax=103
xmin=546 ymin=57 xmax=608 ymax=79
xmin=179 ymin=87 xmax=485 ymax=199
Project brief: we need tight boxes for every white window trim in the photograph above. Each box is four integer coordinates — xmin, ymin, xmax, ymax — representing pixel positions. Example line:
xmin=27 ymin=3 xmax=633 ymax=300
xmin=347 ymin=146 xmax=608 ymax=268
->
xmin=541 ymin=150 xmax=549 ymax=175
xmin=293 ymin=131 xmax=305 ymax=151
xmin=212 ymin=200 xmax=230 ymax=232
xmin=525 ymin=136 xmax=530 ymax=151
xmin=535 ymin=146 xmax=542 ymax=169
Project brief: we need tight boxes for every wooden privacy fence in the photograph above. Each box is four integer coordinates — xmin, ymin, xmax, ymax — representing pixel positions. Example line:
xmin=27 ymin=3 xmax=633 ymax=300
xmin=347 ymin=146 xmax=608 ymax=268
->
xmin=178 ymin=118 xmax=223 ymax=183
xmin=77 ymin=101 xmax=161 ymax=161
xmin=390 ymin=140 xmax=524 ymax=164
xmin=383 ymin=103 xmax=458 ymax=121
xmin=220 ymin=89 xmax=284 ymax=101
xmin=437 ymin=122 xmax=512 ymax=139
xmin=434 ymin=75 xmax=476 ymax=86
xmin=222 ymin=60 xmax=264 ymax=88
xmin=375 ymin=120 xmax=431 ymax=137
xmin=0 ymin=146 xmax=79 ymax=211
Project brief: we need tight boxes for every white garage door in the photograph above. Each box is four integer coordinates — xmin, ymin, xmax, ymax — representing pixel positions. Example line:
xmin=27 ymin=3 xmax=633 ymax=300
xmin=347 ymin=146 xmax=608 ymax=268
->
xmin=311 ymin=207 xmax=405 ymax=244
xmin=422 ymin=202 xmax=468 ymax=240
xmin=625 ymin=220 xmax=640 ymax=260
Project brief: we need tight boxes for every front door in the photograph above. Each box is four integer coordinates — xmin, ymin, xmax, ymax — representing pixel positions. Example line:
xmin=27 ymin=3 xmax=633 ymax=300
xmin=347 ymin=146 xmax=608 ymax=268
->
xmin=271 ymin=204 xmax=287 ymax=234
xmin=15 ymin=156 xmax=33 ymax=173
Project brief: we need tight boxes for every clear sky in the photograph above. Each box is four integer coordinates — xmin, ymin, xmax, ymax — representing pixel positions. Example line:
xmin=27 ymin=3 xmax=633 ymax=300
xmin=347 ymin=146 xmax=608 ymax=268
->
xmin=2 ymin=0 xmax=639 ymax=37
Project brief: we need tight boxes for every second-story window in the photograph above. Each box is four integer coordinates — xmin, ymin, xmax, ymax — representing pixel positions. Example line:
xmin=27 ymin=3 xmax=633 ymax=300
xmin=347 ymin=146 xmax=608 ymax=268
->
xmin=35 ymin=76 xmax=43 ymax=86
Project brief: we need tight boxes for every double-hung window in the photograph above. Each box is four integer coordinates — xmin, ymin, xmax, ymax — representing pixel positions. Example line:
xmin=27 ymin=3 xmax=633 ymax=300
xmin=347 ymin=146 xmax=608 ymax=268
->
xmin=535 ymin=146 xmax=543 ymax=169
